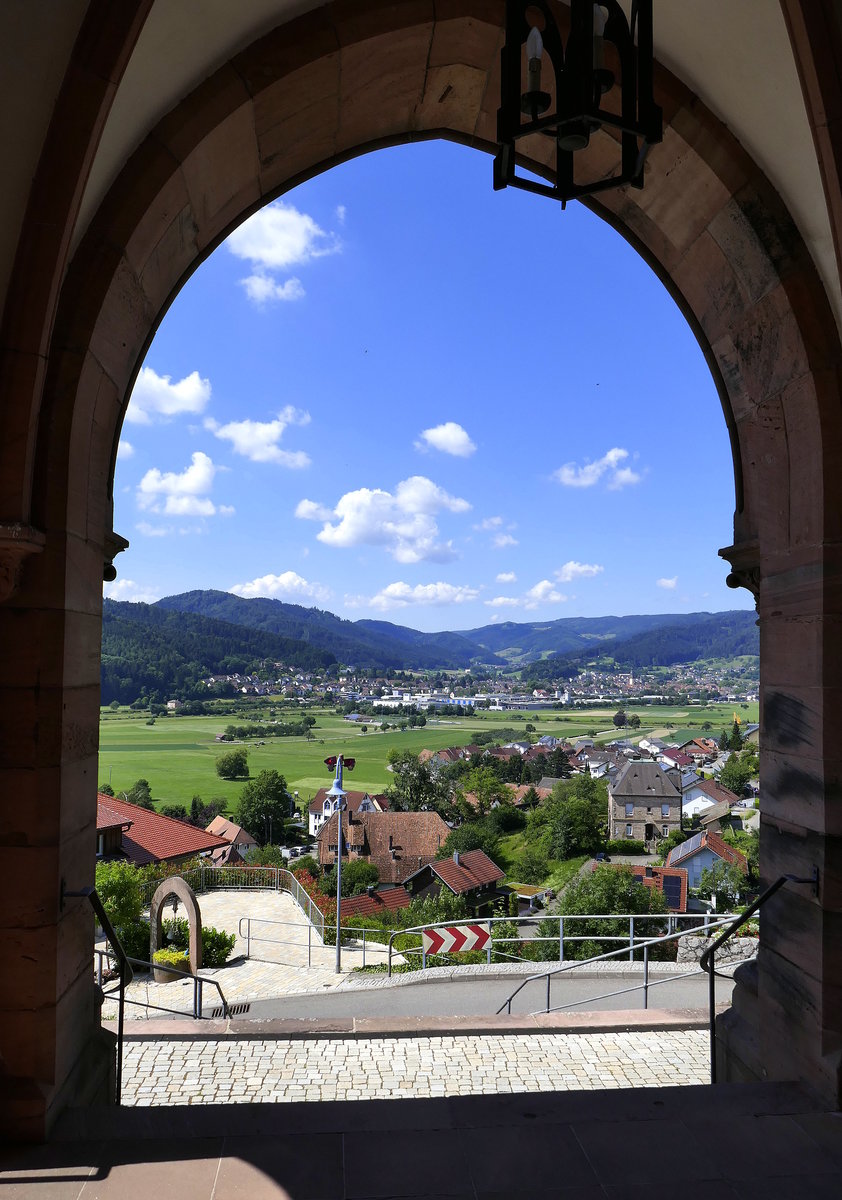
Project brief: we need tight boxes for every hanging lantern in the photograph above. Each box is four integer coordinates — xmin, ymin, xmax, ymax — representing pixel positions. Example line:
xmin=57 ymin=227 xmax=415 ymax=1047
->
xmin=494 ymin=0 xmax=662 ymax=206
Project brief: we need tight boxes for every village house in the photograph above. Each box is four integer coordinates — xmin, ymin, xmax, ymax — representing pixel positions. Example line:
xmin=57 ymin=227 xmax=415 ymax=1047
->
xmin=96 ymin=794 xmax=229 ymax=867
xmin=665 ymin=831 xmax=749 ymax=889
xmin=608 ymin=761 xmax=682 ymax=845
xmin=402 ymin=849 xmax=505 ymax=916
xmin=596 ymin=862 xmax=689 ymax=913
xmin=339 ymin=885 xmax=413 ymax=920
xmin=681 ymin=777 xmax=743 ymax=821
xmin=317 ymin=810 xmax=450 ymax=885
xmin=308 ymin=787 xmax=389 ymax=839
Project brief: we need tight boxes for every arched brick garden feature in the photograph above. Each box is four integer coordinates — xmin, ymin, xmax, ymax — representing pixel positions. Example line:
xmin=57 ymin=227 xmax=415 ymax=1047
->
xmin=148 ymin=877 xmax=203 ymax=974
xmin=2 ymin=0 xmax=841 ymax=1137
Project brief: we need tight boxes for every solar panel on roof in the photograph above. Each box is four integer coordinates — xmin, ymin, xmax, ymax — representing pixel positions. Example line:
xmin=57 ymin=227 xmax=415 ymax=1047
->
xmin=671 ymin=832 xmax=703 ymax=863
xmin=662 ymin=875 xmax=682 ymax=910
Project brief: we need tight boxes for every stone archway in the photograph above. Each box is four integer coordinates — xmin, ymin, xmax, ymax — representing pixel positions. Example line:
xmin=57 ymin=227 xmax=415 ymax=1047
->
xmin=3 ymin=0 xmax=842 ymax=1136
xmin=148 ymin=877 xmax=203 ymax=973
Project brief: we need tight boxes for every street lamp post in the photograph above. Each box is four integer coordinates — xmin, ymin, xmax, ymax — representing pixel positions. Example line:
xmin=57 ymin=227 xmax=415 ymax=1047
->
xmin=324 ymin=753 xmax=355 ymax=973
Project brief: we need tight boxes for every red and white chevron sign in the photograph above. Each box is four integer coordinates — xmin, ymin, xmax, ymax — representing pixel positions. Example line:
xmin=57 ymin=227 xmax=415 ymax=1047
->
xmin=422 ymin=923 xmax=490 ymax=956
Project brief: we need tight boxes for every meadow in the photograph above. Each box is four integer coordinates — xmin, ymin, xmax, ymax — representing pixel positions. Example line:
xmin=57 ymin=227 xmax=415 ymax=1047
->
xmin=98 ymin=701 xmax=758 ymax=812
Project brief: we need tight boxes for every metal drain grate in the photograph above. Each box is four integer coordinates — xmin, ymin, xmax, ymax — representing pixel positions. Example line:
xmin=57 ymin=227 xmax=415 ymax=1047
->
xmin=210 ymin=1001 xmax=251 ymax=1018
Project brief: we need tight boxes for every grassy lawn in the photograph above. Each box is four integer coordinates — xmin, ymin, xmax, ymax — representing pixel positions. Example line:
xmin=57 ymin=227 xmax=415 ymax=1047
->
xmin=98 ymin=701 xmax=759 ymax=810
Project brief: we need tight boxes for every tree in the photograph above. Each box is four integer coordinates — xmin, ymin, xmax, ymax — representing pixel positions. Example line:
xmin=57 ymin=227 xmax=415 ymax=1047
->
xmin=95 ymin=860 xmax=144 ymax=928
xmin=215 ymin=747 xmax=249 ymax=780
xmin=558 ymin=865 xmax=668 ymax=959
xmin=320 ymin=860 xmax=379 ymax=897
xmin=109 ymin=699 xmax=120 ymax=711
xmin=99 ymin=783 xmax=114 ymax=796
xmin=160 ymin=804 xmax=189 ymax=822
xmin=235 ymin=769 xmax=292 ymax=843
xmin=387 ymin=750 xmax=450 ymax=814
xmin=459 ymin=766 xmax=508 ymax=817
xmin=547 ymin=773 xmax=607 ymax=859
xmin=125 ymin=778 xmax=153 ymax=809
xmin=718 ymin=730 xmax=730 ymax=751
xmin=728 ymin=719 xmax=744 ymax=751
xmin=628 ymin=713 xmax=641 ymax=729
xmin=699 ymin=860 xmax=745 ymax=909
xmin=513 ymin=844 xmax=550 ymax=884
xmin=437 ymin=818 xmax=501 ymax=862
xmin=718 ymin=755 xmax=753 ymax=797
xmin=613 ymin=708 xmax=627 ymax=728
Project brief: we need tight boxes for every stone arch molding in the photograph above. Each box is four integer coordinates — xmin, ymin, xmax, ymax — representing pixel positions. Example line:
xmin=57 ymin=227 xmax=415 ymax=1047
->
xmin=35 ymin=0 xmax=842 ymax=587
xmin=149 ymin=877 xmax=203 ymax=973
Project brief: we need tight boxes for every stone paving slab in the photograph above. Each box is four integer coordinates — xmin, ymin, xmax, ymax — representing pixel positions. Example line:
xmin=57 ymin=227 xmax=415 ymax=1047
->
xmin=100 ymin=890 xmax=392 ymax=1021
xmin=119 ymin=1028 xmax=711 ymax=1106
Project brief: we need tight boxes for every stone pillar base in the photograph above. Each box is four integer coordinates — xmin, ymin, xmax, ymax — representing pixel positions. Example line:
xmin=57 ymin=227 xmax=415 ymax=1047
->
xmin=1 ymin=1027 xmax=116 ymax=1144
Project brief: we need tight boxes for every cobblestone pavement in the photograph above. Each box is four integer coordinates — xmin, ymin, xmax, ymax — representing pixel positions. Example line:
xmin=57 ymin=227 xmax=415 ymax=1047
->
xmin=120 ymin=1029 xmax=710 ymax=1105
xmin=101 ymin=891 xmax=393 ymax=1021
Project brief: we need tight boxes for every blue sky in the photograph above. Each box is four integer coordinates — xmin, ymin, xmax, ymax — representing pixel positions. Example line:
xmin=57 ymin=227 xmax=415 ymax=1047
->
xmin=105 ymin=140 xmax=753 ymax=633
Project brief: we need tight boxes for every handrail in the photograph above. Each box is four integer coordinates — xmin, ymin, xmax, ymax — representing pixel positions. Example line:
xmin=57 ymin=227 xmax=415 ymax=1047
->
xmin=701 ymin=869 xmax=817 ymax=1083
xmin=495 ymin=914 xmax=740 ymax=1015
xmin=62 ymin=884 xmax=132 ymax=1104
xmin=95 ymin=948 xmax=232 ymax=1019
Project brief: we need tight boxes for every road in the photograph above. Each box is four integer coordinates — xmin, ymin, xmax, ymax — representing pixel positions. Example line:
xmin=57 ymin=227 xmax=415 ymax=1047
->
xmin=242 ymin=968 xmax=734 ymax=1020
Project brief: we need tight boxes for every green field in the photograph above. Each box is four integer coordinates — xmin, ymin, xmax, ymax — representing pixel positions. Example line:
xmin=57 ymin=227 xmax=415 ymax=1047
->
xmin=98 ymin=702 xmax=759 ymax=812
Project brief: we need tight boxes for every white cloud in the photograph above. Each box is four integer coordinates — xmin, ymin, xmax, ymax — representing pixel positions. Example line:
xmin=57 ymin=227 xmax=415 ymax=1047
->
xmin=657 ymin=576 xmax=678 ymax=590
xmin=135 ymin=522 xmax=169 ymax=537
xmin=555 ymin=561 xmax=604 ymax=583
xmin=230 ymin=571 xmax=330 ymax=603
xmin=496 ymin=571 xmax=517 ymax=583
xmin=227 ymin=200 xmax=340 ymax=306
xmin=239 ymin=275 xmax=305 ymax=305
xmin=492 ymin=533 xmax=519 ymax=549
xmin=137 ymin=451 xmax=227 ymax=518
xmin=103 ymin=578 xmax=160 ymax=604
xmin=206 ymin=406 xmax=311 ymax=467
xmin=524 ymin=580 xmax=567 ymax=608
xmin=117 ymin=440 xmax=134 ymax=460
xmin=298 ymin=475 xmax=470 ymax=563
xmin=126 ymin=367 xmax=211 ymax=425
xmin=554 ymin=447 xmax=642 ymax=490
xmin=335 ymin=204 xmax=347 ymax=224
xmin=363 ymin=581 xmax=480 ymax=612
xmin=296 ymin=498 xmax=333 ymax=522
xmin=475 ymin=516 xmax=503 ymax=531
xmin=484 ymin=595 xmax=521 ymax=608
xmin=415 ymin=422 xmax=476 ymax=458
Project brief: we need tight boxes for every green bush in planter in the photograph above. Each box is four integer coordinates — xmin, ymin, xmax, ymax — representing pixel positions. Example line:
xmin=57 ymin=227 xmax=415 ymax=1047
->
xmin=162 ymin=917 xmax=236 ymax=967
xmin=152 ymin=947 xmax=190 ymax=977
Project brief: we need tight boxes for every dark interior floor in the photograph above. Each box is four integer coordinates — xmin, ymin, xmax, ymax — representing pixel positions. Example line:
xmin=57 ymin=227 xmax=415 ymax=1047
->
xmin=1 ymin=1080 xmax=841 ymax=1199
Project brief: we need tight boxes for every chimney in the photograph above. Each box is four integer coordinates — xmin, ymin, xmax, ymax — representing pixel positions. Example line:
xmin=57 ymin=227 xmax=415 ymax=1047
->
xmin=388 ymin=834 xmax=393 ymax=850
xmin=453 ymin=850 xmax=460 ymax=865
xmin=645 ymin=866 xmax=653 ymax=878
xmin=366 ymin=884 xmax=375 ymax=896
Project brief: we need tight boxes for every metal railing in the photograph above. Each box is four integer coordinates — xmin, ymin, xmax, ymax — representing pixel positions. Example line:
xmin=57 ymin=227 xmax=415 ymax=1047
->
xmin=62 ymin=885 xmax=131 ymax=1104
xmin=237 ymin=915 xmax=399 ymax=968
xmin=700 ymin=870 xmax=818 ymax=1083
xmin=94 ymin=947 xmax=231 ymax=1021
xmin=385 ymin=911 xmax=728 ymax=977
xmin=139 ymin=864 xmax=325 ymax=940
xmin=494 ymin=914 xmax=747 ymax=1016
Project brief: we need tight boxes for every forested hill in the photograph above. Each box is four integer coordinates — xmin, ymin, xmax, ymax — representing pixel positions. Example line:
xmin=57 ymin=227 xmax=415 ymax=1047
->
xmin=155 ymin=590 xmax=503 ymax=670
xmin=527 ymin=610 xmax=759 ymax=680
xmin=101 ymin=601 xmax=336 ymax=704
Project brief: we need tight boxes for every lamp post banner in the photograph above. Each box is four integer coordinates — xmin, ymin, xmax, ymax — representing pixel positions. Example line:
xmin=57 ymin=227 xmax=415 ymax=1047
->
xmin=422 ymin=923 xmax=491 ymax=956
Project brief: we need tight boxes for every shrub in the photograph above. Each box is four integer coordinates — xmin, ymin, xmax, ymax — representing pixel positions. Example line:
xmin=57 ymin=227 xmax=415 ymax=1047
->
xmin=201 ymin=925 xmax=237 ymax=967
xmin=292 ymin=855 xmax=320 ymax=877
xmin=96 ymin=860 xmax=144 ymax=927
xmin=162 ymin=917 xmax=236 ymax=967
xmin=115 ymin=917 xmax=150 ymax=962
xmin=606 ymin=838 xmax=646 ymax=855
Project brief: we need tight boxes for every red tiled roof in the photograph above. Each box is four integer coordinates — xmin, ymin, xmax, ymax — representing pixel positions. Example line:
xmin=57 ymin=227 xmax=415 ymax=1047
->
xmin=508 ymin=777 xmax=554 ymax=806
xmin=693 ymin=778 xmax=742 ymax=806
xmin=96 ymin=793 xmax=230 ymax=867
xmin=205 ymin=816 xmax=258 ymax=846
xmin=420 ymin=849 xmax=505 ymax=894
xmin=96 ymin=802 xmax=132 ymax=833
xmin=340 ymin=887 xmax=412 ymax=918
xmin=317 ymin=810 xmax=450 ymax=884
